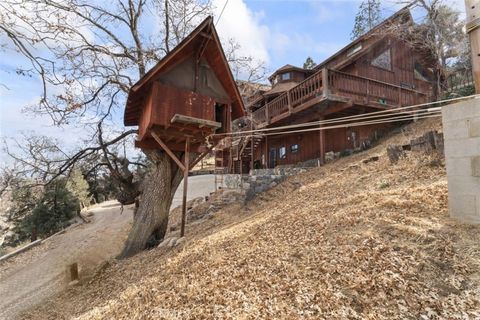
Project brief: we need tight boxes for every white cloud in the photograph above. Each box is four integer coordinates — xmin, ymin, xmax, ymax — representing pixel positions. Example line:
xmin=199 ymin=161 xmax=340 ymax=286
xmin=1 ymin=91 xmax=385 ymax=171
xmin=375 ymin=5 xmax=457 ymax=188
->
xmin=213 ymin=0 xmax=270 ymax=63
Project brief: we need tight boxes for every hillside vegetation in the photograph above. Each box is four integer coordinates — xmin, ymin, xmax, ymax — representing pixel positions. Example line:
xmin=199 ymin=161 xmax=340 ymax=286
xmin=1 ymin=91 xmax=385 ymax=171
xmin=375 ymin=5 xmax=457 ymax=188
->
xmin=21 ymin=118 xmax=480 ymax=319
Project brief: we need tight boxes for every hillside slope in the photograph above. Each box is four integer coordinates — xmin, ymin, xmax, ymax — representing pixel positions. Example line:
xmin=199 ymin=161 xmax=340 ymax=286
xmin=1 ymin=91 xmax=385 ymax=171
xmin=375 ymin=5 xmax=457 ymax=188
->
xmin=21 ymin=118 xmax=480 ymax=319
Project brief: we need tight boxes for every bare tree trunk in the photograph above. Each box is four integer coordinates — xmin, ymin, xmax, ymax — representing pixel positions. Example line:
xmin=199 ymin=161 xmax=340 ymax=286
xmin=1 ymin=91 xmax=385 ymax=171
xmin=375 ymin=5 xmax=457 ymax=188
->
xmin=120 ymin=150 xmax=193 ymax=259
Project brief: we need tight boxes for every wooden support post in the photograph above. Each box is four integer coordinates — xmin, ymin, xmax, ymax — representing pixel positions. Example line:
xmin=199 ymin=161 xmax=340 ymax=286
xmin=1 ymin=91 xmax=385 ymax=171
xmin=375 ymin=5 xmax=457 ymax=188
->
xmin=250 ymin=113 xmax=254 ymax=173
xmin=151 ymin=131 xmax=185 ymax=171
xmin=398 ymin=86 xmax=402 ymax=106
xmin=319 ymin=116 xmax=325 ymax=165
xmin=322 ymin=68 xmax=329 ymax=98
xmin=265 ymin=103 xmax=270 ymax=124
xmin=189 ymin=145 xmax=215 ymax=170
xmin=287 ymin=90 xmax=293 ymax=113
xmin=264 ymin=135 xmax=269 ymax=169
xmin=465 ymin=0 xmax=480 ymax=93
xmin=181 ymin=138 xmax=190 ymax=237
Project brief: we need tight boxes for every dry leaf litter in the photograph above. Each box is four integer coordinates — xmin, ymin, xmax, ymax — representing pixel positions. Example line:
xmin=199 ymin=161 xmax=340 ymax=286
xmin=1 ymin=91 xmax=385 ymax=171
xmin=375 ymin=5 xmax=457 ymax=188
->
xmin=20 ymin=118 xmax=480 ymax=319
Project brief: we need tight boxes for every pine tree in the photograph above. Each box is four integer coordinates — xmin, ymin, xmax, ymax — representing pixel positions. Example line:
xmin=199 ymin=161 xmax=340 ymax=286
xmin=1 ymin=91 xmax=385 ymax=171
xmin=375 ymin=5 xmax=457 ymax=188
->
xmin=351 ymin=0 xmax=382 ymax=40
xmin=303 ymin=57 xmax=317 ymax=70
xmin=66 ymin=169 xmax=91 ymax=210
xmin=15 ymin=180 xmax=79 ymax=241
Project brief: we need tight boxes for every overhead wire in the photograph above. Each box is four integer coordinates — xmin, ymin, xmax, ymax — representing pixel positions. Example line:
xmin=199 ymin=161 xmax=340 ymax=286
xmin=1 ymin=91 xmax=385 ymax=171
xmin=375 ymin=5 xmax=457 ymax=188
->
xmin=215 ymin=0 xmax=229 ymax=26
xmin=264 ymin=112 xmax=442 ymax=137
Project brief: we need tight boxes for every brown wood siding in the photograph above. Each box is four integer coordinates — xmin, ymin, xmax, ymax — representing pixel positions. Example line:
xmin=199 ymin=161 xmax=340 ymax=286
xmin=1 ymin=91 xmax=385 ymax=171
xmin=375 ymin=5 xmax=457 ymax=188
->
xmin=349 ymin=37 xmax=433 ymax=97
xmin=138 ymin=82 xmax=215 ymax=133
xmin=252 ymin=122 xmax=394 ymax=168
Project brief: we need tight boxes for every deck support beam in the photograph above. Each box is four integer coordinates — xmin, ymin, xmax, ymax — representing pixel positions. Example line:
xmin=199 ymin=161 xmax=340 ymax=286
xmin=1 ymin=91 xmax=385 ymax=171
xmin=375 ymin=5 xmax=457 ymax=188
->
xmin=318 ymin=116 xmax=325 ymax=165
xmin=189 ymin=145 xmax=214 ymax=170
xmin=151 ymin=131 xmax=185 ymax=171
xmin=151 ymin=131 xmax=199 ymax=237
xmin=181 ymin=138 xmax=190 ymax=237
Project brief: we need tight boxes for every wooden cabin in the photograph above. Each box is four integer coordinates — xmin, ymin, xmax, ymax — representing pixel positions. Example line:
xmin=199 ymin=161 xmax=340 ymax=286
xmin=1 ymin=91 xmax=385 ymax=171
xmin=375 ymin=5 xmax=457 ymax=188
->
xmin=227 ymin=8 xmax=437 ymax=173
xmin=124 ymin=17 xmax=245 ymax=154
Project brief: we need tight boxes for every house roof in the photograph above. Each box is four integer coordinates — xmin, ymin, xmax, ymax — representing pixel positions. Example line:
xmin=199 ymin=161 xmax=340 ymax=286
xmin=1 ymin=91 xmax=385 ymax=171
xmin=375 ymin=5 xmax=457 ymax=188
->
xmin=124 ymin=16 xmax=245 ymax=126
xmin=264 ymin=82 xmax=299 ymax=96
xmin=268 ymin=64 xmax=311 ymax=82
xmin=314 ymin=6 xmax=413 ymax=71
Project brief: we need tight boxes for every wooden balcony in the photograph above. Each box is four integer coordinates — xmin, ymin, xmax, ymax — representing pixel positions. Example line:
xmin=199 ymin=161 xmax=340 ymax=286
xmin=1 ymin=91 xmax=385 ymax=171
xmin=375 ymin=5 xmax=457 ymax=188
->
xmin=252 ymin=68 xmax=431 ymax=128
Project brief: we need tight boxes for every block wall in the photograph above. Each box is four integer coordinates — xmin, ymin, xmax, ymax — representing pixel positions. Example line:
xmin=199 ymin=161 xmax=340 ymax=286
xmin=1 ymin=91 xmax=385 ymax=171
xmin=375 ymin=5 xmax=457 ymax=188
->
xmin=442 ymin=98 xmax=480 ymax=223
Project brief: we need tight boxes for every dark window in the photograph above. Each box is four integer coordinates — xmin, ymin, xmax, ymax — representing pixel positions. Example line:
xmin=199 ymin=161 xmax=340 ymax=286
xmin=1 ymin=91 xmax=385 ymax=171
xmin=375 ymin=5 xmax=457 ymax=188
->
xmin=291 ymin=144 xmax=299 ymax=153
xmin=281 ymin=72 xmax=291 ymax=81
xmin=414 ymin=61 xmax=432 ymax=82
xmin=279 ymin=146 xmax=287 ymax=159
xmin=371 ymin=49 xmax=392 ymax=71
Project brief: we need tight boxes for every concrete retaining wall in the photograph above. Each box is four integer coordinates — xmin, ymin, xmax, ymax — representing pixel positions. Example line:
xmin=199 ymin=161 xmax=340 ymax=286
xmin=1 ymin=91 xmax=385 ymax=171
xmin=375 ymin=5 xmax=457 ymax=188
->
xmin=442 ymin=98 xmax=480 ymax=223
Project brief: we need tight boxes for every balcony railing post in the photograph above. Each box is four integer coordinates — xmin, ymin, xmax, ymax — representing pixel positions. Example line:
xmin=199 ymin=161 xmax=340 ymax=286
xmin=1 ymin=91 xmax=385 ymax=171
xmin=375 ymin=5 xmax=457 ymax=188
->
xmin=322 ymin=68 xmax=329 ymax=98
xmin=287 ymin=90 xmax=292 ymax=113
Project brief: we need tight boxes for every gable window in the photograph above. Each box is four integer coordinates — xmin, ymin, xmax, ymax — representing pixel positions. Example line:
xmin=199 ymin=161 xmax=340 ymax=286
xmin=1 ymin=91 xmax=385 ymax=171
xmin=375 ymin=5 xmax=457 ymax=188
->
xmin=414 ymin=61 xmax=432 ymax=82
xmin=347 ymin=43 xmax=362 ymax=57
xmin=291 ymin=144 xmax=299 ymax=153
xmin=279 ymin=146 xmax=287 ymax=159
xmin=281 ymin=72 xmax=291 ymax=81
xmin=371 ymin=49 xmax=392 ymax=71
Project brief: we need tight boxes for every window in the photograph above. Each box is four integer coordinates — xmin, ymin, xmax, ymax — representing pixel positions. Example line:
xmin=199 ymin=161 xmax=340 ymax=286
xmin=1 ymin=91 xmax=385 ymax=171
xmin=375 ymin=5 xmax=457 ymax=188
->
xmin=414 ymin=61 xmax=432 ymax=82
xmin=279 ymin=146 xmax=287 ymax=159
xmin=371 ymin=49 xmax=392 ymax=71
xmin=347 ymin=43 xmax=362 ymax=57
xmin=291 ymin=144 xmax=299 ymax=153
xmin=281 ymin=72 xmax=291 ymax=81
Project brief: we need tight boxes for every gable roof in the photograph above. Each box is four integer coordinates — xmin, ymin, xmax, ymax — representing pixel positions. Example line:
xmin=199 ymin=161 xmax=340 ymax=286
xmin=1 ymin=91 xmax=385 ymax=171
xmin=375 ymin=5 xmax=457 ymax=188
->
xmin=124 ymin=16 xmax=245 ymax=126
xmin=313 ymin=6 xmax=413 ymax=71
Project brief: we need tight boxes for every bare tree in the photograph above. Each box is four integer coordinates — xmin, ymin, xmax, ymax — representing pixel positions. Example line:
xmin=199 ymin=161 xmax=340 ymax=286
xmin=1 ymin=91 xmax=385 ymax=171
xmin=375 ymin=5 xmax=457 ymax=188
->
xmin=390 ymin=1 xmax=467 ymax=93
xmin=1 ymin=0 xmax=266 ymax=257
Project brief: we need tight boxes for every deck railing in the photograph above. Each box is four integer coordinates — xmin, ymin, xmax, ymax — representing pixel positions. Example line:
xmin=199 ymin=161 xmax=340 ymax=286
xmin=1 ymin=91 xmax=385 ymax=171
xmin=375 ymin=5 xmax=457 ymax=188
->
xmin=328 ymin=70 xmax=429 ymax=107
xmin=252 ymin=68 xmax=430 ymax=126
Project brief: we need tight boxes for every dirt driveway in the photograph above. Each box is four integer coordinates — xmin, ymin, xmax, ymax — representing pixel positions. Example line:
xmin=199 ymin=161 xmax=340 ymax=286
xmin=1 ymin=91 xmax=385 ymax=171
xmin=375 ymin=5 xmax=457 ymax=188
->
xmin=0 ymin=175 xmax=215 ymax=320
xmin=0 ymin=201 xmax=134 ymax=320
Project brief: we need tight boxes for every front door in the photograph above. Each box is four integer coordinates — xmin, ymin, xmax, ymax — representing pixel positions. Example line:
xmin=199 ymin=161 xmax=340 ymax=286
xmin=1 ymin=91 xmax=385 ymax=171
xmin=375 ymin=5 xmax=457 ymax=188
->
xmin=347 ymin=129 xmax=359 ymax=150
xmin=269 ymin=148 xmax=277 ymax=168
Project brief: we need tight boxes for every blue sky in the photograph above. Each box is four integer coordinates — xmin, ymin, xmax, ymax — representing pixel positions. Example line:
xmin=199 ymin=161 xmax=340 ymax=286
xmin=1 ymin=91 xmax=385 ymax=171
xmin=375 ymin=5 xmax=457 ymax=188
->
xmin=0 ymin=0 xmax=466 ymax=165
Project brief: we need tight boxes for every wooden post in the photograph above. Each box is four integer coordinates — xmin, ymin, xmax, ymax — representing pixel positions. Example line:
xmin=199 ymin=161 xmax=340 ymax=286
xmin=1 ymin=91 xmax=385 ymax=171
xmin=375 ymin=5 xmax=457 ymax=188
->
xmin=319 ymin=116 xmax=325 ymax=165
xmin=322 ymin=68 xmax=329 ymax=98
xmin=366 ymin=80 xmax=370 ymax=104
xmin=181 ymin=138 xmax=190 ymax=237
xmin=250 ymin=113 xmax=254 ymax=173
xmin=465 ymin=0 xmax=480 ymax=93
xmin=398 ymin=86 xmax=402 ymax=106
xmin=287 ymin=90 xmax=292 ymax=113
xmin=264 ymin=135 xmax=268 ymax=169
xmin=67 ymin=263 xmax=79 ymax=281
xmin=265 ymin=103 xmax=270 ymax=124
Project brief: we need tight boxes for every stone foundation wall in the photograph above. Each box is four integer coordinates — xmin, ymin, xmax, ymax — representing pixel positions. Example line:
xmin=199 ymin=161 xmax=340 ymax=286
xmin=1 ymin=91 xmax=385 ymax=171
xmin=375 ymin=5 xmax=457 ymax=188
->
xmin=223 ymin=167 xmax=308 ymax=200
xmin=442 ymin=98 xmax=480 ymax=224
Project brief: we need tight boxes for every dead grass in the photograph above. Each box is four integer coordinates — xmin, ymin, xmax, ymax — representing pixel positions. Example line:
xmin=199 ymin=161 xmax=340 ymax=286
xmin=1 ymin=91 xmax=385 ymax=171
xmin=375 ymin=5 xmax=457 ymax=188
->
xmin=20 ymin=118 xmax=480 ymax=319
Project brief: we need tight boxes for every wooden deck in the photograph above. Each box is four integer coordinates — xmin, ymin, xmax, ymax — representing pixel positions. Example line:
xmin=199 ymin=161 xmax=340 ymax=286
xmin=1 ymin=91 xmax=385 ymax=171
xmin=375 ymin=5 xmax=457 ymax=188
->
xmin=252 ymin=68 xmax=431 ymax=128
